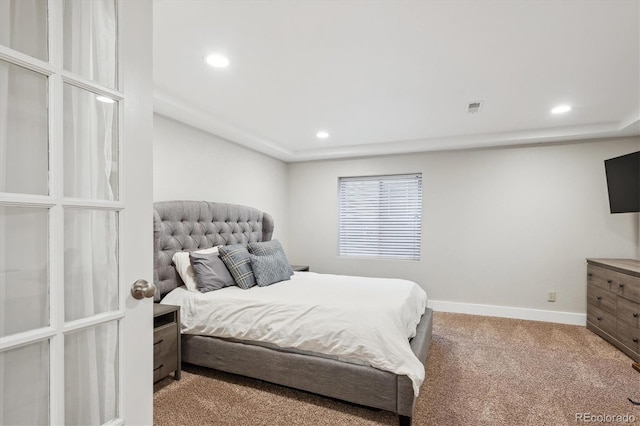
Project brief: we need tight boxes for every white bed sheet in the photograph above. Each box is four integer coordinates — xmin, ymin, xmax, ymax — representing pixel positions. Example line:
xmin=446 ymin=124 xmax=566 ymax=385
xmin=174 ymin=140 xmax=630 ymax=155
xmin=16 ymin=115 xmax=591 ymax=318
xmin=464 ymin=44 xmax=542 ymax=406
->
xmin=161 ymin=271 xmax=428 ymax=394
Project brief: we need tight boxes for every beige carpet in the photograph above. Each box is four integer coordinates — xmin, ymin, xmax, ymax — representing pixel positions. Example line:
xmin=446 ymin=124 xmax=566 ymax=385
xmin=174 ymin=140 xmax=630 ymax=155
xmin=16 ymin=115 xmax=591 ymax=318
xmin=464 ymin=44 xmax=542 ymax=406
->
xmin=153 ymin=312 xmax=640 ymax=425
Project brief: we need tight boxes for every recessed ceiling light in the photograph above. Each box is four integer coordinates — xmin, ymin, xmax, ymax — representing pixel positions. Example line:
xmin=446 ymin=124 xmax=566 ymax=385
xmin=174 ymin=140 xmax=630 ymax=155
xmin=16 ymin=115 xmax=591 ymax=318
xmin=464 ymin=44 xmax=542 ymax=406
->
xmin=96 ymin=96 xmax=115 ymax=104
xmin=205 ymin=53 xmax=229 ymax=68
xmin=551 ymin=104 xmax=571 ymax=114
xmin=316 ymin=131 xmax=330 ymax=139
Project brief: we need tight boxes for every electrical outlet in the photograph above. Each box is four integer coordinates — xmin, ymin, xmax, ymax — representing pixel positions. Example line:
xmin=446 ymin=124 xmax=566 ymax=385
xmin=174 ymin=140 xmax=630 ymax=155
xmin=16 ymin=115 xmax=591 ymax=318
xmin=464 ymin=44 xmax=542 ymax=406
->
xmin=548 ymin=291 xmax=556 ymax=302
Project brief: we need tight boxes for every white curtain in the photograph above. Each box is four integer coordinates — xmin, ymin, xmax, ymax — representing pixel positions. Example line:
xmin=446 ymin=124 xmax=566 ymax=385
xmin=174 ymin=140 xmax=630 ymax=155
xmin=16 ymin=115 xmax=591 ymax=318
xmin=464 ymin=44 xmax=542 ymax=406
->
xmin=0 ymin=1 xmax=49 ymax=425
xmin=62 ymin=1 xmax=118 ymax=424
xmin=64 ymin=0 xmax=117 ymax=89
xmin=0 ymin=0 xmax=119 ymax=422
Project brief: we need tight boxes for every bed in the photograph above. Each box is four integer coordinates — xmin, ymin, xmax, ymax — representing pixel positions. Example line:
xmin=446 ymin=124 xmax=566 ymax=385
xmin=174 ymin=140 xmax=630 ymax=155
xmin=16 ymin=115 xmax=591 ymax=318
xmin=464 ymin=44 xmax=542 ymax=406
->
xmin=153 ymin=200 xmax=433 ymax=425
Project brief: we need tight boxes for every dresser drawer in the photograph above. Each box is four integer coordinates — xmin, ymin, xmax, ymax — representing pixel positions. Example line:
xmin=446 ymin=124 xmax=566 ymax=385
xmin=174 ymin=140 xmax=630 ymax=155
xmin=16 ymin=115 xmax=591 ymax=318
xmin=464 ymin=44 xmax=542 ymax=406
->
xmin=587 ymin=304 xmax=616 ymax=336
xmin=617 ymin=297 xmax=640 ymax=327
xmin=587 ymin=283 xmax=616 ymax=314
xmin=587 ymin=265 xmax=617 ymax=291
xmin=586 ymin=259 xmax=640 ymax=362
xmin=616 ymin=320 xmax=640 ymax=353
xmin=154 ymin=323 xmax=178 ymax=371
xmin=614 ymin=272 xmax=640 ymax=303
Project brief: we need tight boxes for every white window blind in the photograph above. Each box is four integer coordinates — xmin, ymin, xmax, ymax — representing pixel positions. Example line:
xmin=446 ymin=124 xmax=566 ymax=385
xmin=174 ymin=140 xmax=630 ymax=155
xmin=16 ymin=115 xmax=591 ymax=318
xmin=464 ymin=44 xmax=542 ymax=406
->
xmin=338 ymin=173 xmax=422 ymax=260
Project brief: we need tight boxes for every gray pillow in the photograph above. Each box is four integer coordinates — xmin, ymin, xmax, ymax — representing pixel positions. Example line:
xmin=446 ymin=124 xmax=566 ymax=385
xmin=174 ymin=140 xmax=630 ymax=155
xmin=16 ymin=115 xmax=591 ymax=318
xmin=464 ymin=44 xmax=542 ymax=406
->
xmin=218 ymin=244 xmax=256 ymax=289
xmin=189 ymin=251 xmax=235 ymax=293
xmin=248 ymin=240 xmax=294 ymax=276
xmin=250 ymin=252 xmax=292 ymax=287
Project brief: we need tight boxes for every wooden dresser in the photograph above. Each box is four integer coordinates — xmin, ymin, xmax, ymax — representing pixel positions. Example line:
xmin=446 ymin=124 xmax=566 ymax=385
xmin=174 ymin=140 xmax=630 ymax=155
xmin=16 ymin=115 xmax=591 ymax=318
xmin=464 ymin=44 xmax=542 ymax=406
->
xmin=586 ymin=258 xmax=640 ymax=361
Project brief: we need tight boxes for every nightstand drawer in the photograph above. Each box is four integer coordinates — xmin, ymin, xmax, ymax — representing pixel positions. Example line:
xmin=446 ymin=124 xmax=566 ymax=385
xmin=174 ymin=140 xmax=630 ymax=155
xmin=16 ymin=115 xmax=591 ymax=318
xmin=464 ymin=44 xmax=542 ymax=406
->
xmin=153 ymin=361 xmax=178 ymax=383
xmin=587 ymin=283 xmax=616 ymax=314
xmin=154 ymin=323 xmax=178 ymax=370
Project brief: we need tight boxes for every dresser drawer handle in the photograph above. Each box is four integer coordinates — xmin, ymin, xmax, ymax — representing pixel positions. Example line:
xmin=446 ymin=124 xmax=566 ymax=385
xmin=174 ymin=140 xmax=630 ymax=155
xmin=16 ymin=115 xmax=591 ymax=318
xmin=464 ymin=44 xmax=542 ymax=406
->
xmin=634 ymin=338 xmax=638 ymax=343
xmin=154 ymin=364 xmax=164 ymax=372
xmin=607 ymin=280 xmax=613 ymax=284
xmin=634 ymin=313 xmax=638 ymax=318
xmin=588 ymin=273 xmax=593 ymax=277
xmin=619 ymin=283 xmax=625 ymax=288
xmin=596 ymin=317 xmax=602 ymax=321
xmin=596 ymin=296 xmax=602 ymax=300
xmin=154 ymin=339 xmax=164 ymax=346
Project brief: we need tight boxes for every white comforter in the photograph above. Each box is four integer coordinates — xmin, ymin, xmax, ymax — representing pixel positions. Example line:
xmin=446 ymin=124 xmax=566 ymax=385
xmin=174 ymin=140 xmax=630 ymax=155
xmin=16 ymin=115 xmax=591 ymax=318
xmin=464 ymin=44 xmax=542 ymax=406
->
xmin=161 ymin=271 xmax=428 ymax=394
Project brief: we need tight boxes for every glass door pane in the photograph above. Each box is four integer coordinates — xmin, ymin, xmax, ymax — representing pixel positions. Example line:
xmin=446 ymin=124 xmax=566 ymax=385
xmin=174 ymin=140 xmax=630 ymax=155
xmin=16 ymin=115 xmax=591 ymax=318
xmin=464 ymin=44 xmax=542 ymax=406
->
xmin=63 ymin=83 xmax=119 ymax=200
xmin=0 ymin=59 xmax=49 ymax=195
xmin=64 ymin=322 xmax=118 ymax=425
xmin=63 ymin=0 xmax=117 ymax=88
xmin=0 ymin=206 xmax=49 ymax=337
xmin=64 ymin=209 xmax=118 ymax=322
xmin=0 ymin=0 xmax=48 ymax=61
xmin=1 ymin=1 xmax=135 ymax=424
xmin=0 ymin=341 xmax=49 ymax=426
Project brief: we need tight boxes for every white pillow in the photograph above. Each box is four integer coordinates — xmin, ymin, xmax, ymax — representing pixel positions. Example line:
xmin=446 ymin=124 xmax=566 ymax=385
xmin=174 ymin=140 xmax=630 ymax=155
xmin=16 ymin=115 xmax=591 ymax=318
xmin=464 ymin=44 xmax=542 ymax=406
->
xmin=172 ymin=246 xmax=219 ymax=291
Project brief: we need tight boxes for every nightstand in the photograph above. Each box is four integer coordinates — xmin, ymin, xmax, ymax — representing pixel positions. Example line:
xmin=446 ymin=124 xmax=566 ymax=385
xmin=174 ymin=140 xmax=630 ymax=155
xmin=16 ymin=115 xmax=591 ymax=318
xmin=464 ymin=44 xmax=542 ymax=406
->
xmin=153 ymin=304 xmax=181 ymax=382
xmin=291 ymin=265 xmax=310 ymax=272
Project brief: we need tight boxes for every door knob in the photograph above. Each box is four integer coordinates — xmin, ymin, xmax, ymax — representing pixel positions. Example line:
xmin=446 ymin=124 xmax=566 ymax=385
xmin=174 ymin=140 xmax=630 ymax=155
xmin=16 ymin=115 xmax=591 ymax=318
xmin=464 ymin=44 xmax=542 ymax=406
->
xmin=131 ymin=279 xmax=156 ymax=299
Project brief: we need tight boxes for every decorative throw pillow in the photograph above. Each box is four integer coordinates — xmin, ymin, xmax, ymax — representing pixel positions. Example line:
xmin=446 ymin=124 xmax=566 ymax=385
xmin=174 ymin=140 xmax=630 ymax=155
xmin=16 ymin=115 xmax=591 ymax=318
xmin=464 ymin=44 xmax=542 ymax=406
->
xmin=172 ymin=246 xmax=219 ymax=291
xmin=249 ymin=252 xmax=292 ymax=287
xmin=218 ymin=244 xmax=256 ymax=289
xmin=248 ymin=240 xmax=293 ymax=277
xmin=189 ymin=251 xmax=235 ymax=293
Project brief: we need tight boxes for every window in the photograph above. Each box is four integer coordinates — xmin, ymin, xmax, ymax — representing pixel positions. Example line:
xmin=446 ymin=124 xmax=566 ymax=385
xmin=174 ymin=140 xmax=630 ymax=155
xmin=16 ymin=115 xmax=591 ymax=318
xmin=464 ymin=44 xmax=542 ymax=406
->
xmin=338 ymin=173 xmax=422 ymax=260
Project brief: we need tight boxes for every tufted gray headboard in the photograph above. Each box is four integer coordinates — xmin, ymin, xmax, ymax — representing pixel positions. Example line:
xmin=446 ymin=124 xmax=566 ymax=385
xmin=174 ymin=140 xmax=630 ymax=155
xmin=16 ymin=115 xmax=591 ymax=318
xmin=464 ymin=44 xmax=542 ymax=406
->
xmin=153 ymin=200 xmax=274 ymax=301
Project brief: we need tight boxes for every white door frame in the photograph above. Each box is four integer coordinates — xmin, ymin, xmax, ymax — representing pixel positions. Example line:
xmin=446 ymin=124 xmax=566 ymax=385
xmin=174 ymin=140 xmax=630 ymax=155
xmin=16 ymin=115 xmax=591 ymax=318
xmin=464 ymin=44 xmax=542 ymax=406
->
xmin=119 ymin=0 xmax=154 ymax=424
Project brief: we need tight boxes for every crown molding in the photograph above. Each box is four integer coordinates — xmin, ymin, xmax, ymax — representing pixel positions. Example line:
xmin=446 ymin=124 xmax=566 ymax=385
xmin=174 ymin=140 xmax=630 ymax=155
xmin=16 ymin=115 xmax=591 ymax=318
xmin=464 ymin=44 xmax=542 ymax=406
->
xmin=154 ymin=89 xmax=297 ymax=161
xmin=154 ymin=90 xmax=640 ymax=163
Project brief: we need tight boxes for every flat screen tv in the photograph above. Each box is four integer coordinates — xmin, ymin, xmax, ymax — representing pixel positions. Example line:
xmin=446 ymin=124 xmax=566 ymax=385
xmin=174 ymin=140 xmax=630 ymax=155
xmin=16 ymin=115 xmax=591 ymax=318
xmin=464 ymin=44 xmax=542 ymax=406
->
xmin=604 ymin=151 xmax=640 ymax=214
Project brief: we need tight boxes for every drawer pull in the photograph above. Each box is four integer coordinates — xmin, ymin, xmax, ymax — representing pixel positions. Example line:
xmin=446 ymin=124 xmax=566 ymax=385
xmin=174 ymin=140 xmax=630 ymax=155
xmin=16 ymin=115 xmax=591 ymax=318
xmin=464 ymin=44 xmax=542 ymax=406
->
xmin=619 ymin=283 xmax=625 ymax=288
xmin=634 ymin=338 xmax=638 ymax=343
xmin=634 ymin=313 xmax=639 ymax=318
xmin=588 ymin=273 xmax=593 ymax=277
xmin=154 ymin=339 xmax=164 ymax=345
xmin=596 ymin=296 xmax=602 ymax=300
xmin=596 ymin=317 xmax=602 ymax=321
xmin=607 ymin=280 xmax=613 ymax=284
xmin=154 ymin=364 xmax=164 ymax=372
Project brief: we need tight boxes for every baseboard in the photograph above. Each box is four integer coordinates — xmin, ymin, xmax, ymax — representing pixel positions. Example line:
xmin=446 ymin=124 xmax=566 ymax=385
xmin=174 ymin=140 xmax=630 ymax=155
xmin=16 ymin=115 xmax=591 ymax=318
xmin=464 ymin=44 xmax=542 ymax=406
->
xmin=427 ymin=300 xmax=586 ymax=326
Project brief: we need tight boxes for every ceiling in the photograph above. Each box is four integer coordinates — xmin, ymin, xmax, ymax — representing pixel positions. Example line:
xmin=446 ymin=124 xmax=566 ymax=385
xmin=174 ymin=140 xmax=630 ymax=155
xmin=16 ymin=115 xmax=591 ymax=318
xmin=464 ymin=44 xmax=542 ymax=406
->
xmin=153 ymin=0 xmax=640 ymax=162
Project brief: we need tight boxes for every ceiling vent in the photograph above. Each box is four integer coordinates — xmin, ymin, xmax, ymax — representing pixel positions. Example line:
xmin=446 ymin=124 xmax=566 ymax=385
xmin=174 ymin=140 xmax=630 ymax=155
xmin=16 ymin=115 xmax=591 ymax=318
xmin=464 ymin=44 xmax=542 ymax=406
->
xmin=467 ymin=101 xmax=483 ymax=114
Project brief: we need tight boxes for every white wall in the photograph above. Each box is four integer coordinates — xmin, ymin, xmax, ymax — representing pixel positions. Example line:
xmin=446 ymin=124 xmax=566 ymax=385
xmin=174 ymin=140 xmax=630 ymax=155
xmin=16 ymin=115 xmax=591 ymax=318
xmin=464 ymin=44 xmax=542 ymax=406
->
xmin=152 ymin=119 xmax=638 ymax=319
xmin=287 ymin=137 xmax=640 ymax=317
xmin=153 ymin=114 xmax=289 ymax=245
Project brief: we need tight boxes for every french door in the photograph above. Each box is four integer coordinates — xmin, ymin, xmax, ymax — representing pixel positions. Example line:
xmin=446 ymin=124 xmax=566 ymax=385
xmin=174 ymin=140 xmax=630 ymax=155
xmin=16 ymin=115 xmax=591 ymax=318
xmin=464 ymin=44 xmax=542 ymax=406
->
xmin=0 ymin=1 xmax=153 ymax=424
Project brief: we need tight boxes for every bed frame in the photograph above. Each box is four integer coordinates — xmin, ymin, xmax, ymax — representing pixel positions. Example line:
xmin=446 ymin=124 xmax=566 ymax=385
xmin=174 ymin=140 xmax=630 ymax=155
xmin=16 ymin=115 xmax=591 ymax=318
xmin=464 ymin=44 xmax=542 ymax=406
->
xmin=153 ymin=200 xmax=433 ymax=425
